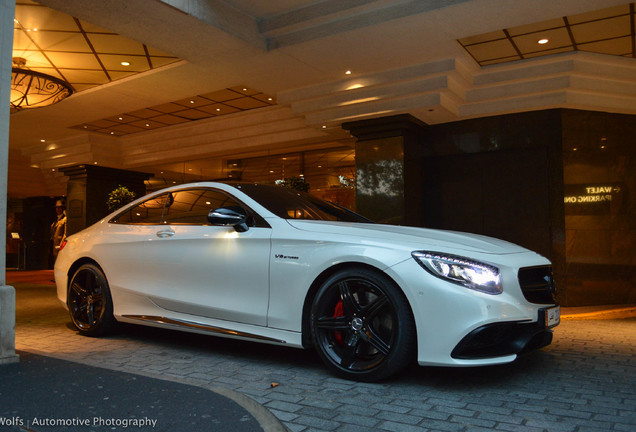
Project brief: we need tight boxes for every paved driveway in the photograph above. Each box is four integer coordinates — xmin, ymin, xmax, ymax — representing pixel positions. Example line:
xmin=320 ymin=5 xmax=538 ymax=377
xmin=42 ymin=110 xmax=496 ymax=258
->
xmin=12 ymin=282 xmax=636 ymax=432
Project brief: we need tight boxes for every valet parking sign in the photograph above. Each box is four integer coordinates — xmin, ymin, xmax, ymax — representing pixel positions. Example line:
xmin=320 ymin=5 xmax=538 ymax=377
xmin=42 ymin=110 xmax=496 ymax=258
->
xmin=564 ymin=183 xmax=625 ymax=215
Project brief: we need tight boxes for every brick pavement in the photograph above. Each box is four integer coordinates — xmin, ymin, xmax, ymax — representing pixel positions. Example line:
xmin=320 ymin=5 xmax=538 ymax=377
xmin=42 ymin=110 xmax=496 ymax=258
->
xmin=11 ymin=282 xmax=636 ymax=432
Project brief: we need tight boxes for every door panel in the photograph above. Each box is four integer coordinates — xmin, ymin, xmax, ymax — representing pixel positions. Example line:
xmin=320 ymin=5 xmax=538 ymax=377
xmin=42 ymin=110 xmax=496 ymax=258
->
xmin=142 ymin=224 xmax=271 ymax=326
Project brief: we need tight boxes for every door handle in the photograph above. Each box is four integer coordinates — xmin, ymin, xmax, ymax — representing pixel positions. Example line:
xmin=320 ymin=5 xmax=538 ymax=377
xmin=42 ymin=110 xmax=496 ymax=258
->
xmin=156 ymin=229 xmax=175 ymax=238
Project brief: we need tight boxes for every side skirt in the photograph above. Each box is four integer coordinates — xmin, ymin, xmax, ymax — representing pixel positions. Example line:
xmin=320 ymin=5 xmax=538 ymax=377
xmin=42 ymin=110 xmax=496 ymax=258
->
xmin=122 ymin=314 xmax=287 ymax=344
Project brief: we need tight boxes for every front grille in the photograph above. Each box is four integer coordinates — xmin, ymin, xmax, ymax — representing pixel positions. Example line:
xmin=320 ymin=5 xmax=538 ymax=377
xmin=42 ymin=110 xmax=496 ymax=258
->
xmin=518 ymin=266 xmax=556 ymax=304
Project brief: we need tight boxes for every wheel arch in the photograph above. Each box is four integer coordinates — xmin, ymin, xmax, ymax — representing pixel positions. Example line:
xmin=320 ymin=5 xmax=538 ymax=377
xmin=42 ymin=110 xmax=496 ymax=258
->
xmin=300 ymin=262 xmax=417 ymax=350
xmin=66 ymin=257 xmax=104 ymax=293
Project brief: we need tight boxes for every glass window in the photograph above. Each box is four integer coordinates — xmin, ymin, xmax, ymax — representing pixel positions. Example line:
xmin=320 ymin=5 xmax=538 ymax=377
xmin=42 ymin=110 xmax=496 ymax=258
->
xmin=233 ymin=184 xmax=372 ymax=223
xmin=111 ymin=194 xmax=169 ymax=224
xmin=111 ymin=188 xmax=269 ymax=227
xmin=162 ymin=189 xmax=239 ymax=225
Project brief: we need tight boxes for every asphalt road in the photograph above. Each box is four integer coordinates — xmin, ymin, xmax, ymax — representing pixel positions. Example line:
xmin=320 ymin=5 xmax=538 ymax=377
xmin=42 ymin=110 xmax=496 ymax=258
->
xmin=8 ymin=280 xmax=636 ymax=432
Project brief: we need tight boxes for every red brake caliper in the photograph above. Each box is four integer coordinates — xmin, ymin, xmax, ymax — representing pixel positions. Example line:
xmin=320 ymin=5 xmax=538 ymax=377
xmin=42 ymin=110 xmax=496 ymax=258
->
xmin=333 ymin=300 xmax=344 ymax=346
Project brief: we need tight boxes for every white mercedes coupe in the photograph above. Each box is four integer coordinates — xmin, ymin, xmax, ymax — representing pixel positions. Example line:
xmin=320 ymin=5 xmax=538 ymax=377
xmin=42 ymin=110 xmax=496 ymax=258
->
xmin=55 ymin=182 xmax=560 ymax=381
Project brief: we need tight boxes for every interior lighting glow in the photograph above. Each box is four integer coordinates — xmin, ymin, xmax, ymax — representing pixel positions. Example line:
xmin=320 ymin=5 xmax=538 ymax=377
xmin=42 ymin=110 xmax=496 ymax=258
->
xmin=346 ymin=83 xmax=364 ymax=90
xmin=538 ymin=38 xmax=549 ymax=44
xmin=121 ymin=61 xmax=131 ymax=66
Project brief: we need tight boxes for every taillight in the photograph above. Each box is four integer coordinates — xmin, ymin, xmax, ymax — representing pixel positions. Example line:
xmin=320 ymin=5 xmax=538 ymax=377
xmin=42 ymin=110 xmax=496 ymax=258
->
xmin=59 ymin=239 xmax=67 ymax=251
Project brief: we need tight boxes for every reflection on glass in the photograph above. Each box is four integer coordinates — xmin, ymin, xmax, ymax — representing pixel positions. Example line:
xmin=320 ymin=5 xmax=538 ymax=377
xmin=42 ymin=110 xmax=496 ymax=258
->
xmin=355 ymin=137 xmax=404 ymax=224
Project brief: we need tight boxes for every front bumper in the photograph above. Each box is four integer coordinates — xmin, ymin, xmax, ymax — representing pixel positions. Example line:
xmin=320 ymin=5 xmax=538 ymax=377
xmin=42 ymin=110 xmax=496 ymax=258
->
xmin=386 ymin=252 xmax=558 ymax=367
xmin=451 ymin=317 xmax=554 ymax=359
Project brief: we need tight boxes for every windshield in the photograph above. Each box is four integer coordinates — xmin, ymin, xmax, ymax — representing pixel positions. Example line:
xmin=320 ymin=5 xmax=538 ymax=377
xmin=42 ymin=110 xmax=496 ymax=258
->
xmin=231 ymin=184 xmax=372 ymax=223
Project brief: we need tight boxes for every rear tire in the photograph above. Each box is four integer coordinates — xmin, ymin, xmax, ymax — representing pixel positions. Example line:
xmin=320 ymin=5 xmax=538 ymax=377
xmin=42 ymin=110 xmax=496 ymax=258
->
xmin=68 ymin=263 xmax=116 ymax=336
xmin=310 ymin=267 xmax=416 ymax=381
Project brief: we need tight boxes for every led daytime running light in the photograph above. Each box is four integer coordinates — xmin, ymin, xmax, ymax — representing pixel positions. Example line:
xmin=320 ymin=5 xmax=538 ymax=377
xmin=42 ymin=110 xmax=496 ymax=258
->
xmin=412 ymin=251 xmax=502 ymax=294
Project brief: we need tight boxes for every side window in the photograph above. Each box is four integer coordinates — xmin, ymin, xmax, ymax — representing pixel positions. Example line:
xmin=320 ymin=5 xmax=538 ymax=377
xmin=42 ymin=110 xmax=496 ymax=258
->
xmin=111 ymin=194 xmax=169 ymax=224
xmin=162 ymin=189 xmax=241 ymax=225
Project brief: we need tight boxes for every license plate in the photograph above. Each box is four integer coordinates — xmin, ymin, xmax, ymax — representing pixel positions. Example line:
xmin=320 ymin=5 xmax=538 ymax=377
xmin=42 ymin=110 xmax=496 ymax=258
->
xmin=545 ymin=306 xmax=560 ymax=328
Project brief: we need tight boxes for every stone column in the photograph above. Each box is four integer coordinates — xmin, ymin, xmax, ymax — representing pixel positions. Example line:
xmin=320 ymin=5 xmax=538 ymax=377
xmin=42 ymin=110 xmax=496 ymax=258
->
xmin=60 ymin=165 xmax=152 ymax=235
xmin=0 ymin=0 xmax=19 ymax=365
xmin=343 ymin=114 xmax=427 ymax=226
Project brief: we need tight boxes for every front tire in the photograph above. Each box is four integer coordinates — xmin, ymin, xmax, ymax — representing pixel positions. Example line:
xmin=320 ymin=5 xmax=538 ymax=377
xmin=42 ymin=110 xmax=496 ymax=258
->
xmin=68 ymin=263 xmax=116 ymax=336
xmin=310 ymin=268 xmax=416 ymax=381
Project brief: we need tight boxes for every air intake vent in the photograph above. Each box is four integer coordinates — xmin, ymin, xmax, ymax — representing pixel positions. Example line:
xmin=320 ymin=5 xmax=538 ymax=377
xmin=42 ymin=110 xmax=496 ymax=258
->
xmin=518 ymin=266 xmax=556 ymax=304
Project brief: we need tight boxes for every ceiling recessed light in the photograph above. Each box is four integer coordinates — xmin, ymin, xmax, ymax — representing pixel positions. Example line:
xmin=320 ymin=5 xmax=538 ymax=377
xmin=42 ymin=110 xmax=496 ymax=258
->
xmin=110 ymin=131 xmax=115 ymax=135
xmin=538 ymin=38 xmax=549 ymax=45
xmin=121 ymin=61 xmax=131 ymax=66
xmin=189 ymin=100 xmax=195 ymax=104
xmin=118 ymin=117 xmax=123 ymax=120
xmin=145 ymin=123 xmax=150 ymax=127
xmin=345 ymin=70 xmax=352 ymax=75
xmin=216 ymin=108 xmax=221 ymax=111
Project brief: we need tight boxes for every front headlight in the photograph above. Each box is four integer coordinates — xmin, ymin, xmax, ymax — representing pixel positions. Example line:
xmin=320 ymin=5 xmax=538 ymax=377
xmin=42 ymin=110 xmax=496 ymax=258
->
xmin=412 ymin=251 xmax=502 ymax=295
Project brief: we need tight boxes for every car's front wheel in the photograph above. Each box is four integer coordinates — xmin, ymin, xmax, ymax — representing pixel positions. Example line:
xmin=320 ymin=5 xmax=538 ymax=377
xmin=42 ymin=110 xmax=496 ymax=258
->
xmin=68 ymin=263 xmax=115 ymax=336
xmin=310 ymin=267 xmax=416 ymax=381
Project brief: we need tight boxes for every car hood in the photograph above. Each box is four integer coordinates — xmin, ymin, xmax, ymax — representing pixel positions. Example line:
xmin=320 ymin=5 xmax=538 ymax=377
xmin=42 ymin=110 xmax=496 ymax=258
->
xmin=285 ymin=220 xmax=529 ymax=255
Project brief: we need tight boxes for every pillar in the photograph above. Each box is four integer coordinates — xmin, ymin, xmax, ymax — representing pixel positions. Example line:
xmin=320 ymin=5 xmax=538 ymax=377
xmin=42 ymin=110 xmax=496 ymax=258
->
xmin=60 ymin=165 xmax=152 ymax=235
xmin=343 ymin=114 xmax=427 ymax=225
xmin=0 ymin=0 xmax=19 ymax=365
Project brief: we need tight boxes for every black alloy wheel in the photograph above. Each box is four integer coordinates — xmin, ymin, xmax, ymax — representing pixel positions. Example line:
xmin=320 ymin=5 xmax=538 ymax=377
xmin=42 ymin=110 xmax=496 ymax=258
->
xmin=68 ymin=263 xmax=115 ymax=336
xmin=310 ymin=268 xmax=416 ymax=381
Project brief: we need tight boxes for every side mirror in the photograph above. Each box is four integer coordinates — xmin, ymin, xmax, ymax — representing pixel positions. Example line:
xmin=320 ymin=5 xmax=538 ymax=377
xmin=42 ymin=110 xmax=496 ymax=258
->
xmin=207 ymin=206 xmax=249 ymax=232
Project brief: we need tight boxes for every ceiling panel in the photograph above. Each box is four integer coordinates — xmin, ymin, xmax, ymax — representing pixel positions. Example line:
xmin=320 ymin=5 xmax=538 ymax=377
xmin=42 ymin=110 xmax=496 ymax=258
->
xmin=567 ymin=4 xmax=630 ymax=23
xmin=200 ymin=89 xmax=246 ymax=101
xmin=70 ymin=87 xmax=276 ymax=136
xmin=98 ymin=54 xmax=149 ymax=71
xmin=200 ymin=103 xmax=241 ymax=115
xmin=88 ymin=33 xmax=148 ymax=55
xmin=464 ymin=39 xmax=519 ymax=63
xmin=15 ymin=3 xmax=78 ymax=31
xmin=21 ymin=31 xmax=90 ymax=51
xmin=12 ymin=0 xmax=181 ymax=106
xmin=512 ymin=27 xmax=571 ymax=53
xmin=580 ymin=37 xmax=633 ymax=56
xmin=51 ymin=68 xmax=107 ymax=83
xmin=148 ymin=114 xmax=190 ymax=125
xmin=570 ymin=15 xmax=631 ymax=43
xmin=458 ymin=2 xmax=635 ymax=67
xmin=507 ymin=18 xmax=565 ymax=37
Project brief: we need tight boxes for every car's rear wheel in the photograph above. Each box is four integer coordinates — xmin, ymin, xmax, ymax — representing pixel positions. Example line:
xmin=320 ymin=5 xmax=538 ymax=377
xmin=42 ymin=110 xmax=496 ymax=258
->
xmin=310 ymin=267 xmax=416 ymax=381
xmin=68 ymin=263 xmax=115 ymax=336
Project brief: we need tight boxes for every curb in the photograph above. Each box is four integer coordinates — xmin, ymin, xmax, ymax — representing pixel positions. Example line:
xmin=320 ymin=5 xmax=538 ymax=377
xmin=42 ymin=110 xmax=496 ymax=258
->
xmin=561 ymin=306 xmax=636 ymax=320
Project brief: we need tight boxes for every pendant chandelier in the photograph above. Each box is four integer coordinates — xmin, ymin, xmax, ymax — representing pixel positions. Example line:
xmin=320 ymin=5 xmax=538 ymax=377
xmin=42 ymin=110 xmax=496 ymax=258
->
xmin=11 ymin=57 xmax=74 ymax=112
